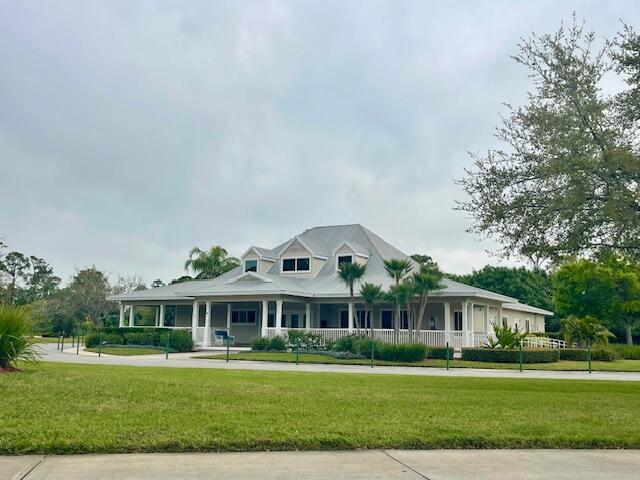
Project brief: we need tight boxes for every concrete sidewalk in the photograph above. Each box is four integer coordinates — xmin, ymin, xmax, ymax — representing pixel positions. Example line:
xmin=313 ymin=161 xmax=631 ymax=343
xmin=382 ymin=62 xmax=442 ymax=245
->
xmin=4 ymin=450 xmax=640 ymax=479
xmin=40 ymin=343 xmax=640 ymax=381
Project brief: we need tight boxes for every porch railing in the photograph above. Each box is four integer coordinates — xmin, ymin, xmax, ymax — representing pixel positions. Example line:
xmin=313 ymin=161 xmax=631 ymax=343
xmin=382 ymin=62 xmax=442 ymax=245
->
xmin=266 ymin=327 xmax=451 ymax=347
xmin=520 ymin=336 xmax=567 ymax=349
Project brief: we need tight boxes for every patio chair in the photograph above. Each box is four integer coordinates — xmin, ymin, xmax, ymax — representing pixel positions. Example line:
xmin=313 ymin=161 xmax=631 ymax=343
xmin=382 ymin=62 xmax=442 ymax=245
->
xmin=212 ymin=330 xmax=235 ymax=346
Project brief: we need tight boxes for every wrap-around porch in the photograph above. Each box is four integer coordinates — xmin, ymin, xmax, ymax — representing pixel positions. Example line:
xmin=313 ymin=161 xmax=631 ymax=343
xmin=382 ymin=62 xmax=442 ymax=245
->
xmin=118 ymin=297 xmax=505 ymax=350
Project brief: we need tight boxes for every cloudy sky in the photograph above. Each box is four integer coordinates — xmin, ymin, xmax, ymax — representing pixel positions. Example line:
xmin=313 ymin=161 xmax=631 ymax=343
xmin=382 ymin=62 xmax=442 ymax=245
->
xmin=1 ymin=0 xmax=638 ymax=285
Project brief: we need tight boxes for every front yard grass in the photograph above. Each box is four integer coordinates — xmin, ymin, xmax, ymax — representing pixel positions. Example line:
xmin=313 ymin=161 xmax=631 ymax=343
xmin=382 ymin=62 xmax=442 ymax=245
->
xmin=1 ymin=362 xmax=639 ymax=453
xmin=199 ymin=351 xmax=640 ymax=372
xmin=85 ymin=347 xmax=166 ymax=356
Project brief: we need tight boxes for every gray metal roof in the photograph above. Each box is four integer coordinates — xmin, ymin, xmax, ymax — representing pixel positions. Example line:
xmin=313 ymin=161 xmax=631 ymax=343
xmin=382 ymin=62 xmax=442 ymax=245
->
xmin=109 ymin=224 xmax=548 ymax=315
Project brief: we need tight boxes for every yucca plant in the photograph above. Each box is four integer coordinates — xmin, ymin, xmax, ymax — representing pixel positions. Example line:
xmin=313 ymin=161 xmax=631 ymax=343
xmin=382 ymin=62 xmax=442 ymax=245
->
xmin=485 ymin=322 xmax=526 ymax=349
xmin=0 ymin=304 xmax=40 ymax=370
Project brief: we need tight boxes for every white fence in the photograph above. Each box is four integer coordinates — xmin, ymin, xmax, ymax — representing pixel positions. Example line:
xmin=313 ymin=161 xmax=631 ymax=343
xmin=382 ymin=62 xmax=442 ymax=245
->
xmin=520 ymin=336 xmax=567 ymax=349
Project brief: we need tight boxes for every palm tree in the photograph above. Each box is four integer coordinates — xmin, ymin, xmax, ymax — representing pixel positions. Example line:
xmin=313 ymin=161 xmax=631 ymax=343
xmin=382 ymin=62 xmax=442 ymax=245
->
xmin=383 ymin=258 xmax=413 ymax=340
xmin=338 ymin=262 xmax=367 ymax=332
xmin=184 ymin=246 xmax=240 ymax=279
xmin=411 ymin=262 xmax=444 ymax=341
xmin=360 ymin=282 xmax=383 ymax=337
xmin=562 ymin=315 xmax=615 ymax=348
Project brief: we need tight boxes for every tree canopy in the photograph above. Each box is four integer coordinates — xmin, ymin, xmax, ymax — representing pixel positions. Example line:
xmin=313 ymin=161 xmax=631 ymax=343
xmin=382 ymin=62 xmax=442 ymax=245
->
xmin=459 ymin=18 xmax=640 ymax=264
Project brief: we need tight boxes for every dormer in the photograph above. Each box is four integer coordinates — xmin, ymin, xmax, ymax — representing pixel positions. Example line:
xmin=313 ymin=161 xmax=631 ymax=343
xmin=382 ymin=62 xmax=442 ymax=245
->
xmin=333 ymin=241 xmax=370 ymax=270
xmin=277 ymin=236 xmax=328 ymax=276
xmin=241 ymin=246 xmax=276 ymax=274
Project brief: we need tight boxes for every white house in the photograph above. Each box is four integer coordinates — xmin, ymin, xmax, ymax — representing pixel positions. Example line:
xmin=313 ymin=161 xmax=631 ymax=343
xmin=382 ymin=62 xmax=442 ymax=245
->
xmin=108 ymin=224 xmax=552 ymax=350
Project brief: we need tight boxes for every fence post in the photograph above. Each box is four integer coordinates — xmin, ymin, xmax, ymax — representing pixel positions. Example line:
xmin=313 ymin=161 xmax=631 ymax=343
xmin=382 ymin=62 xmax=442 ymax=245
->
xmin=98 ymin=335 xmax=102 ymax=357
xmin=71 ymin=334 xmax=75 ymax=348
xmin=588 ymin=343 xmax=592 ymax=374
xmin=296 ymin=337 xmax=300 ymax=365
xmin=226 ymin=337 xmax=230 ymax=363
xmin=446 ymin=342 xmax=450 ymax=371
xmin=519 ymin=342 xmax=523 ymax=373
xmin=57 ymin=335 xmax=60 ymax=351
xmin=371 ymin=340 xmax=375 ymax=368
xmin=76 ymin=333 xmax=80 ymax=355
xmin=61 ymin=334 xmax=65 ymax=352
xmin=165 ymin=335 xmax=170 ymax=360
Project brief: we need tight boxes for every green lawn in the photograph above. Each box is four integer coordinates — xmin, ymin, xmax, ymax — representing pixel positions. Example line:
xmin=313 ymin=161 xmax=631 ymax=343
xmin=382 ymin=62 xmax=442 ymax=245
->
xmin=85 ymin=347 xmax=166 ymax=356
xmin=1 ymin=362 xmax=639 ymax=453
xmin=199 ymin=351 xmax=640 ymax=372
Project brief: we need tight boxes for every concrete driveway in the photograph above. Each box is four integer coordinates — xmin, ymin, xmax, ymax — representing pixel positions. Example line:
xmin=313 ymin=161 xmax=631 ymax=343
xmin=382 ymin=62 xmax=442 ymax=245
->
xmin=4 ymin=450 xmax=640 ymax=479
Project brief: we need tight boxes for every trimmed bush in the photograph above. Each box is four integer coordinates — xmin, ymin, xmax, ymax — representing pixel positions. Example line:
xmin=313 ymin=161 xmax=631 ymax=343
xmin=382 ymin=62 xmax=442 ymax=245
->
xmin=84 ymin=329 xmax=193 ymax=352
xmin=559 ymin=348 xmax=589 ymax=361
xmin=560 ymin=348 xmax=619 ymax=362
xmin=592 ymin=348 xmax=619 ymax=362
xmin=332 ymin=335 xmax=360 ymax=354
xmin=267 ymin=336 xmax=287 ymax=351
xmin=428 ymin=346 xmax=454 ymax=359
xmin=461 ymin=348 xmax=560 ymax=363
xmin=251 ymin=337 xmax=271 ymax=351
xmin=608 ymin=344 xmax=640 ymax=360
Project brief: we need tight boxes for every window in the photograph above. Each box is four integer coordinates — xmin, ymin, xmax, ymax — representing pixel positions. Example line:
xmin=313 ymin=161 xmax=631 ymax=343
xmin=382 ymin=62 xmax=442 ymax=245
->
xmin=267 ymin=313 xmax=275 ymax=328
xmin=429 ymin=316 xmax=437 ymax=330
xmin=525 ymin=319 xmax=530 ymax=332
xmin=502 ymin=316 xmax=508 ymax=328
xmin=357 ymin=310 xmax=368 ymax=329
xmin=231 ymin=310 xmax=257 ymax=324
xmin=340 ymin=310 xmax=348 ymax=328
xmin=338 ymin=255 xmax=353 ymax=266
xmin=244 ymin=259 xmax=257 ymax=272
xmin=282 ymin=257 xmax=310 ymax=272
xmin=290 ymin=314 xmax=299 ymax=328
xmin=381 ymin=310 xmax=393 ymax=329
xmin=454 ymin=311 xmax=463 ymax=330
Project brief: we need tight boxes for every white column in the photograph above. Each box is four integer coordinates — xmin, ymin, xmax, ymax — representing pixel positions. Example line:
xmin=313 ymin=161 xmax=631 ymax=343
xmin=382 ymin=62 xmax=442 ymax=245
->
xmin=443 ymin=302 xmax=451 ymax=345
xmin=498 ymin=305 xmax=503 ymax=327
xmin=129 ymin=305 xmax=134 ymax=327
xmin=119 ymin=303 xmax=125 ymax=327
xmin=155 ymin=307 xmax=159 ymax=327
xmin=461 ymin=301 xmax=469 ymax=347
xmin=191 ymin=301 xmax=198 ymax=343
xmin=483 ymin=305 xmax=489 ymax=333
xmin=275 ymin=300 xmax=283 ymax=336
xmin=261 ymin=300 xmax=269 ymax=337
xmin=305 ymin=303 xmax=311 ymax=330
xmin=203 ymin=301 xmax=211 ymax=347
xmin=468 ymin=302 xmax=475 ymax=346
xmin=348 ymin=302 xmax=354 ymax=332
xmin=159 ymin=304 xmax=165 ymax=328
xmin=226 ymin=304 xmax=232 ymax=332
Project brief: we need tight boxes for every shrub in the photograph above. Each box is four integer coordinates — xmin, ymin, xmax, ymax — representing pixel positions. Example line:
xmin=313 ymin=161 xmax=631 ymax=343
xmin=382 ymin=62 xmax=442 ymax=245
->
xmin=485 ymin=322 xmax=526 ymax=348
xmin=251 ymin=337 xmax=271 ymax=351
xmin=84 ymin=329 xmax=193 ymax=352
xmin=267 ymin=336 xmax=287 ymax=351
xmin=428 ymin=346 xmax=454 ymax=359
xmin=592 ymin=348 xmax=619 ymax=362
xmin=560 ymin=347 xmax=619 ymax=362
xmin=0 ymin=304 xmax=40 ymax=369
xmin=559 ymin=348 xmax=590 ymax=361
xmin=321 ymin=350 xmax=366 ymax=360
xmin=461 ymin=348 xmax=560 ymax=363
xmin=332 ymin=335 xmax=360 ymax=354
xmin=287 ymin=331 xmax=327 ymax=350
xmin=608 ymin=344 xmax=640 ymax=360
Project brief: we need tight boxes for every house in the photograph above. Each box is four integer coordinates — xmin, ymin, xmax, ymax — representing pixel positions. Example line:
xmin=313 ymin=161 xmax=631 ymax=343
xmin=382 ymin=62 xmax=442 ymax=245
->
xmin=108 ymin=224 xmax=552 ymax=349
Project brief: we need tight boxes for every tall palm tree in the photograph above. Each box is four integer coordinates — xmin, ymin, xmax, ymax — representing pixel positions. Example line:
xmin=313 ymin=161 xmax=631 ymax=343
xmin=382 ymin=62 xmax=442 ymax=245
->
xmin=338 ymin=262 xmax=367 ymax=332
xmin=383 ymin=258 xmax=413 ymax=340
xmin=360 ymin=282 xmax=383 ymax=338
xmin=411 ymin=262 xmax=444 ymax=341
xmin=184 ymin=246 xmax=240 ymax=279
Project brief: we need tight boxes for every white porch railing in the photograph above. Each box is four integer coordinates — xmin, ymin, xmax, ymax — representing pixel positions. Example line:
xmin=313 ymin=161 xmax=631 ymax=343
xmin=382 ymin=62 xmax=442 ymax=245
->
xmin=265 ymin=328 xmax=451 ymax=347
xmin=452 ymin=332 xmax=463 ymax=351
xmin=520 ymin=336 xmax=567 ymax=349
xmin=473 ymin=332 xmax=488 ymax=347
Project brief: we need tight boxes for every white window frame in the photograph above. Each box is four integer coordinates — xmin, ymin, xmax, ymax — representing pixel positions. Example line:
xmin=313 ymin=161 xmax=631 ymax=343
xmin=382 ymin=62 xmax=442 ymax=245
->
xmin=336 ymin=255 xmax=353 ymax=270
xmin=454 ymin=310 xmax=463 ymax=331
xmin=281 ymin=256 xmax=311 ymax=273
xmin=231 ymin=308 xmax=258 ymax=326
xmin=244 ymin=259 xmax=258 ymax=273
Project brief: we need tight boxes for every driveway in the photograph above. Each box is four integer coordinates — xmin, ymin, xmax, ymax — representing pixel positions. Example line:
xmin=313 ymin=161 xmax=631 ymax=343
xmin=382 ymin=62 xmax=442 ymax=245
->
xmin=4 ymin=450 xmax=640 ymax=480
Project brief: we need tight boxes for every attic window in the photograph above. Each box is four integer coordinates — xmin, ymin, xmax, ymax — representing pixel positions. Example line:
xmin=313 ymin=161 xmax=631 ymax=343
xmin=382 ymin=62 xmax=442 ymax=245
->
xmin=244 ymin=259 xmax=257 ymax=272
xmin=282 ymin=258 xmax=310 ymax=272
xmin=338 ymin=255 xmax=353 ymax=266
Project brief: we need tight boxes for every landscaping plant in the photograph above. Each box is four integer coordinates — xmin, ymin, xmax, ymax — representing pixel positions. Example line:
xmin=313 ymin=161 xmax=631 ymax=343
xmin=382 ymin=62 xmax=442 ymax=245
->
xmin=0 ymin=304 xmax=40 ymax=370
xmin=562 ymin=315 xmax=615 ymax=348
xmin=485 ymin=322 xmax=526 ymax=349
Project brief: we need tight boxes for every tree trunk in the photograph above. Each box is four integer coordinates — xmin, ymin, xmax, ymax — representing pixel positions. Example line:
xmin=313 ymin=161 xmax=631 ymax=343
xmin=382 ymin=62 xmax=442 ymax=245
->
xmin=626 ymin=325 xmax=634 ymax=345
xmin=394 ymin=304 xmax=400 ymax=344
xmin=369 ymin=306 xmax=374 ymax=338
xmin=350 ymin=286 xmax=359 ymax=334
xmin=415 ymin=296 xmax=428 ymax=342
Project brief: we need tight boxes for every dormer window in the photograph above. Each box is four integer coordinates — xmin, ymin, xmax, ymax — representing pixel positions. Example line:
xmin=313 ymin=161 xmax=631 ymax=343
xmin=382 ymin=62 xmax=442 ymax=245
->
xmin=282 ymin=257 xmax=310 ymax=272
xmin=244 ymin=259 xmax=258 ymax=272
xmin=338 ymin=255 xmax=353 ymax=266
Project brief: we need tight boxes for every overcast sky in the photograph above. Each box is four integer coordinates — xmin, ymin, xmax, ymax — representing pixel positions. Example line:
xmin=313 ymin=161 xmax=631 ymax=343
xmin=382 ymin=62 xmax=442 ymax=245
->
xmin=1 ymin=0 xmax=639 ymax=285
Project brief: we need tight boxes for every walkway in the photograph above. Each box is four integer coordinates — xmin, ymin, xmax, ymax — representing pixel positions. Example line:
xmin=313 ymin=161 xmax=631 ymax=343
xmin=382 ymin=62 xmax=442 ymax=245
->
xmin=40 ymin=344 xmax=640 ymax=381
xmin=4 ymin=450 xmax=640 ymax=479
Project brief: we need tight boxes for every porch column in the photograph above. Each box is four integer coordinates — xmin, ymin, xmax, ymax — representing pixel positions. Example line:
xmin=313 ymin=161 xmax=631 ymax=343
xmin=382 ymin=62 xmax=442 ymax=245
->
xmin=498 ymin=305 xmax=503 ymax=327
xmin=443 ymin=302 xmax=451 ymax=345
xmin=119 ymin=303 xmax=125 ymax=327
xmin=261 ymin=300 xmax=269 ymax=337
xmin=191 ymin=300 xmax=198 ymax=343
xmin=348 ymin=302 xmax=354 ymax=332
xmin=305 ymin=303 xmax=311 ymax=330
xmin=461 ymin=301 xmax=469 ymax=347
xmin=275 ymin=300 xmax=283 ymax=336
xmin=129 ymin=305 xmax=134 ymax=327
xmin=483 ymin=305 xmax=489 ymax=333
xmin=159 ymin=304 xmax=165 ymax=328
xmin=468 ymin=302 xmax=475 ymax=346
xmin=155 ymin=307 xmax=159 ymax=327
xmin=226 ymin=304 xmax=232 ymax=332
xmin=203 ymin=301 xmax=211 ymax=347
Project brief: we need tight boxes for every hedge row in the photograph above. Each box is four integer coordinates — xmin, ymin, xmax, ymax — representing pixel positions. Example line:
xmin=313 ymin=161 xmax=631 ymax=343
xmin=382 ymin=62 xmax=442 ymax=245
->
xmin=251 ymin=336 xmax=287 ymax=351
xmin=461 ymin=348 xmax=560 ymax=363
xmin=608 ymin=344 xmax=640 ymax=360
xmin=560 ymin=348 xmax=618 ymax=362
xmin=332 ymin=336 xmax=427 ymax=362
xmin=84 ymin=329 xmax=194 ymax=352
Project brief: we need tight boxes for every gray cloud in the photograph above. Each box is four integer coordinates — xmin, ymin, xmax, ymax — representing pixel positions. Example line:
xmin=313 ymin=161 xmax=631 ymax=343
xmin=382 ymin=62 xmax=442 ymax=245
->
xmin=1 ymin=0 xmax=639 ymax=284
